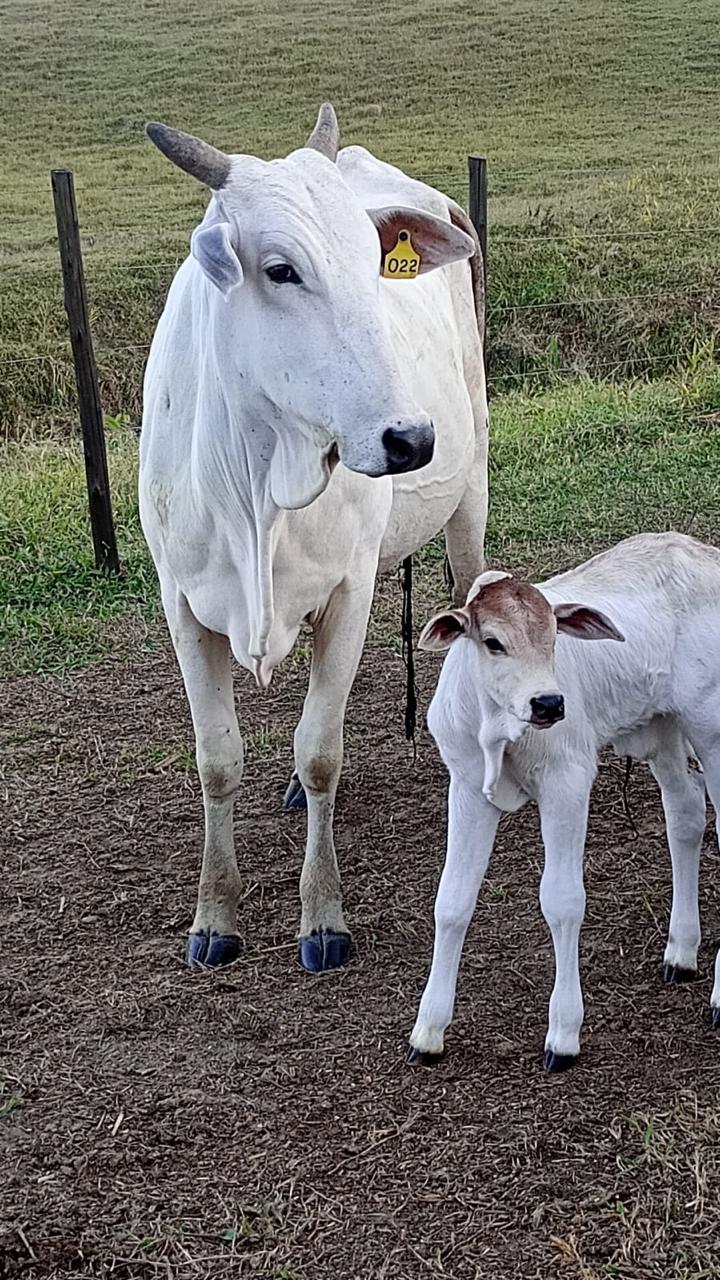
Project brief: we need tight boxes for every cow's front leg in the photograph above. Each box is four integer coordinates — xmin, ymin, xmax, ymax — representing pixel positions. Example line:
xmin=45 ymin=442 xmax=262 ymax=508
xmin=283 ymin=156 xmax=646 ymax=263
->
xmin=294 ymin=574 xmax=375 ymax=972
xmin=408 ymin=778 xmax=500 ymax=1062
xmin=538 ymin=766 xmax=593 ymax=1071
xmin=163 ymin=586 xmax=244 ymax=968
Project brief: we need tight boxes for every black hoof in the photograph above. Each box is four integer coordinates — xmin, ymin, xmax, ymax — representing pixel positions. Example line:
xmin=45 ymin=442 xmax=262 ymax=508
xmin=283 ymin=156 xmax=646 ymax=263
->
xmin=406 ymin=1045 xmax=444 ymax=1067
xmin=712 ymin=1007 xmax=720 ymax=1029
xmin=297 ymin=928 xmax=352 ymax=972
xmin=186 ymin=930 xmax=241 ymax=969
xmin=283 ymin=773 xmax=307 ymax=811
xmin=662 ymin=963 xmax=697 ymax=984
xmin=544 ymin=1049 xmax=577 ymax=1073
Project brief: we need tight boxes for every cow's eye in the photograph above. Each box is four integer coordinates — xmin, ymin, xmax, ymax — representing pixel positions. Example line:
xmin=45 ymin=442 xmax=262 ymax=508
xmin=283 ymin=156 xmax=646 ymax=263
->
xmin=265 ymin=263 xmax=302 ymax=285
xmin=484 ymin=637 xmax=506 ymax=654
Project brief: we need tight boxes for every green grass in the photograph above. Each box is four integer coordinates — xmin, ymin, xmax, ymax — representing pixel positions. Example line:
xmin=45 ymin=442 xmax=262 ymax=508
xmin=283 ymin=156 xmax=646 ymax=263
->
xmin=3 ymin=366 xmax=719 ymax=676
xmin=0 ymin=425 xmax=156 ymax=673
xmin=2 ymin=0 xmax=720 ymax=435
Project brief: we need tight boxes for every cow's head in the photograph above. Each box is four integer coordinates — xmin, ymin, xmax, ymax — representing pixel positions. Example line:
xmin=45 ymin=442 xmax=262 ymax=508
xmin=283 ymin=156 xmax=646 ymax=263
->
xmin=419 ymin=571 xmax=624 ymax=729
xmin=145 ymin=104 xmax=475 ymax=484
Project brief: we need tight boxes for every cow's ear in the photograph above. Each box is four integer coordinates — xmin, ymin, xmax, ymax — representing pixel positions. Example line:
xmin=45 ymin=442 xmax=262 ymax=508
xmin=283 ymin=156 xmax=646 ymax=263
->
xmin=418 ymin=608 xmax=470 ymax=652
xmin=191 ymin=221 xmax=243 ymax=295
xmin=554 ymin=603 xmax=625 ymax=642
xmin=366 ymin=206 xmax=475 ymax=275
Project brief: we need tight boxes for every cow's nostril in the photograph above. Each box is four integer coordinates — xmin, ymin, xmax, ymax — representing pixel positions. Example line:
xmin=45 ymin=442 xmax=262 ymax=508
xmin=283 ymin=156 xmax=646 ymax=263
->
xmin=383 ymin=426 xmax=415 ymax=472
xmin=382 ymin=422 xmax=435 ymax=474
xmin=530 ymin=693 xmax=565 ymax=723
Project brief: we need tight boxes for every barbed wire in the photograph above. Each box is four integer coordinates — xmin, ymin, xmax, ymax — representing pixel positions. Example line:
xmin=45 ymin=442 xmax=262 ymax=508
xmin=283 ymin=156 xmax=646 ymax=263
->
xmin=0 ymin=345 xmax=693 ymax=380
xmin=5 ymin=219 xmax=720 ymax=282
xmin=491 ymin=285 xmax=719 ymax=314
xmin=11 ymin=155 xmax=718 ymax=204
xmin=3 ymin=283 xmax=717 ymax=371
xmin=494 ymin=224 xmax=720 ymax=245
xmin=82 ymin=222 xmax=720 ymax=248
xmin=497 ymin=353 xmax=687 ymax=381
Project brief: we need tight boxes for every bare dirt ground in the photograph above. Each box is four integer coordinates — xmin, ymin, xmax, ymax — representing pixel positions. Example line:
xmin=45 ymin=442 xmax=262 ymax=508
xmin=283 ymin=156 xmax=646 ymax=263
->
xmin=2 ymin=612 xmax=719 ymax=1279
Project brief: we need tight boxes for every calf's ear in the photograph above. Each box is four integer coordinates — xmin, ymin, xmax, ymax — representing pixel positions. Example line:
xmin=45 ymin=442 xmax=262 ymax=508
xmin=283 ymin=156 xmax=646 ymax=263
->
xmin=367 ymin=206 xmax=475 ymax=275
xmin=191 ymin=221 xmax=243 ymax=295
xmin=554 ymin=603 xmax=625 ymax=642
xmin=418 ymin=608 xmax=470 ymax=652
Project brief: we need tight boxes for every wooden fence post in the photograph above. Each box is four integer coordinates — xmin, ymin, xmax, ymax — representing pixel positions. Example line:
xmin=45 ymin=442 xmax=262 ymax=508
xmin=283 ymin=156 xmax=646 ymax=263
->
xmin=51 ymin=169 xmax=120 ymax=576
xmin=468 ymin=156 xmax=488 ymax=386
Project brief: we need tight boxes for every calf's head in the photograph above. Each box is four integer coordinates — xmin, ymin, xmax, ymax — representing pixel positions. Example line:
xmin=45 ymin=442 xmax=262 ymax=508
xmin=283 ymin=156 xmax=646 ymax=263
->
xmin=419 ymin=571 xmax=624 ymax=729
xmin=145 ymin=104 xmax=475 ymax=483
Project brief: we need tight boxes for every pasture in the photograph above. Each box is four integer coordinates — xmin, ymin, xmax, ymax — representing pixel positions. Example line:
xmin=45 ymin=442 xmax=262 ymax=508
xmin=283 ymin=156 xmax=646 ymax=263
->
xmin=2 ymin=0 xmax=720 ymax=1275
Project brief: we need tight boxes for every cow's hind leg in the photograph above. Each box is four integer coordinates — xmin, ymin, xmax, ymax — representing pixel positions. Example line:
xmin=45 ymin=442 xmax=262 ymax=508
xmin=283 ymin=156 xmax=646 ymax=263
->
xmin=294 ymin=575 xmax=375 ymax=972
xmin=164 ymin=587 xmax=244 ymax=968
xmin=443 ymin=421 xmax=488 ymax=604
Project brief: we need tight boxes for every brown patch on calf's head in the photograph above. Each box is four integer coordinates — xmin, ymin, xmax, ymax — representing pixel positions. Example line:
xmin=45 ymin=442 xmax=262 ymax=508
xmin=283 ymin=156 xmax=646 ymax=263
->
xmin=466 ymin=577 xmax=557 ymax=654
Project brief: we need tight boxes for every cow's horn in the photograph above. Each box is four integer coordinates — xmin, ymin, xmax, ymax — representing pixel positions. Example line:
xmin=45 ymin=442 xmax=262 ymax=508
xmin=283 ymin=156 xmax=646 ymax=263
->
xmin=305 ymin=102 xmax=339 ymax=161
xmin=145 ymin=122 xmax=232 ymax=189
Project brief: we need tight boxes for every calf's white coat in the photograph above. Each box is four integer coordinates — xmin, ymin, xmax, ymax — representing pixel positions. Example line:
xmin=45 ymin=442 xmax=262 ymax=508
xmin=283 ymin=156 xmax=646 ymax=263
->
xmin=411 ymin=532 xmax=720 ymax=1065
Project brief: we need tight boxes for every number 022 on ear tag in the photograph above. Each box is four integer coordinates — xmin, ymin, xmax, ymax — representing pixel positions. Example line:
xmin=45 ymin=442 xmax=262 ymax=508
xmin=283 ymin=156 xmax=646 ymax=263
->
xmin=382 ymin=229 xmax=421 ymax=279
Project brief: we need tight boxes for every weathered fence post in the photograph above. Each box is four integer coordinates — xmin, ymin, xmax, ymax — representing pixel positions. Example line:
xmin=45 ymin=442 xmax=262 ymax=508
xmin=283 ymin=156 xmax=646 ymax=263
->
xmin=51 ymin=169 xmax=120 ymax=576
xmin=468 ymin=156 xmax=488 ymax=385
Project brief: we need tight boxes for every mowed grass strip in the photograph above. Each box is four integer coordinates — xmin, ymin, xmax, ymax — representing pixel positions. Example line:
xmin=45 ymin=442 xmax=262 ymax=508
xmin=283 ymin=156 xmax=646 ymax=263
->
xmin=2 ymin=0 xmax=720 ymax=434
xmin=2 ymin=366 xmax=719 ymax=676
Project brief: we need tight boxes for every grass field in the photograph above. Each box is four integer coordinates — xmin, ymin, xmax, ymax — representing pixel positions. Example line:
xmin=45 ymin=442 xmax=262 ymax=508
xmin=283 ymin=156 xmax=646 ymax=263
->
xmin=2 ymin=363 xmax=719 ymax=675
xmin=3 ymin=0 xmax=720 ymax=435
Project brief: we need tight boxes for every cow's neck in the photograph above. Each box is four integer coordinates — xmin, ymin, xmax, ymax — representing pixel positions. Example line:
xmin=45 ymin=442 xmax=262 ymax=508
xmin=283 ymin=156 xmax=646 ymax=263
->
xmin=188 ymin=288 xmax=333 ymax=677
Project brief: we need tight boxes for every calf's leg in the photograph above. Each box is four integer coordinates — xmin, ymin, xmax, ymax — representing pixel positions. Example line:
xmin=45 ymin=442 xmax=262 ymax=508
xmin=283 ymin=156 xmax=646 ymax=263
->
xmin=294 ymin=574 xmax=375 ymax=972
xmin=648 ymin=726 xmax=706 ymax=982
xmin=409 ymin=779 xmax=500 ymax=1062
xmin=164 ymin=586 xmax=244 ymax=968
xmin=681 ymin=726 xmax=720 ymax=1025
xmin=538 ymin=768 xmax=593 ymax=1071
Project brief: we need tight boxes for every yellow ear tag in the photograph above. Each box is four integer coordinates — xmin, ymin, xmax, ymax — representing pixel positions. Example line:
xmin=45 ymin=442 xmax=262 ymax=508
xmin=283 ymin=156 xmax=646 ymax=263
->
xmin=382 ymin=228 xmax=421 ymax=280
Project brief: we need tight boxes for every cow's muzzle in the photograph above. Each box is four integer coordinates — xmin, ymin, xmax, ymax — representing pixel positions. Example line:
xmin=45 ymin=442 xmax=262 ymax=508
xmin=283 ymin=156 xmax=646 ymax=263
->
xmin=382 ymin=419 xmax=435 ymax=474
xmin=530 ymin=693 xmax=565 ymax=728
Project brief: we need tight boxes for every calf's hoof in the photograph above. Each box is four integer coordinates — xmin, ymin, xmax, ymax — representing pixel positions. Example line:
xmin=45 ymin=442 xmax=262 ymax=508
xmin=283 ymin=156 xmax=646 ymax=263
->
xmin=662 ymin=963 xmax=697 ymax=984
xmin=406 ymin=1045 xmax=444 ymax=1067
xmin=543 ymin=1049 xmax=577 ymax=1073
xmin=711 ymin=1007 xmax=720 ymax=1029
xmin=298 ymin=928 xmax=351 ymax=972
xmin=186 ymin=930 xmax=241 ymax=969
xmin=283 ymin=773 xmax=307 ymax=811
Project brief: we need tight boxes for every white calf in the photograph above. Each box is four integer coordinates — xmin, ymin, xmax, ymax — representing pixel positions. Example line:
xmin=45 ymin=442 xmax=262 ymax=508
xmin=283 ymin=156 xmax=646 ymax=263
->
xmin=409 ymin=532 xmax=720 ymax=1071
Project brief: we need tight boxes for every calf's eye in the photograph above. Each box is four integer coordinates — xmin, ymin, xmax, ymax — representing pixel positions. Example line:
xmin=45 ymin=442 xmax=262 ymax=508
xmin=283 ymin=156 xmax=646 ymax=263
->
xmin=265 ymin=263 xmax=302 ymax=285
xmin=484 ymin=637 xmax=506 ymax=654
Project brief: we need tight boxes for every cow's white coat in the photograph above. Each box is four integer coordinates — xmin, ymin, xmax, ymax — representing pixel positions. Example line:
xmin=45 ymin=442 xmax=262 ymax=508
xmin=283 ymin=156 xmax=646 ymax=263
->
xmin=140 ymin=124 xmax=488 ymax=958
xmin=411 ymin=532 xmax=720 ymax=1064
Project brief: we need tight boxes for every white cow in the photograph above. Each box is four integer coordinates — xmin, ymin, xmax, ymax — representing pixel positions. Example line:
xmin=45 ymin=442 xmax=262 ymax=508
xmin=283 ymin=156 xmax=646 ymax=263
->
xmin=140 ymin=105 xmax=488 ymax=971
xmin=409 ymin=532 xmax=720 ymax=1070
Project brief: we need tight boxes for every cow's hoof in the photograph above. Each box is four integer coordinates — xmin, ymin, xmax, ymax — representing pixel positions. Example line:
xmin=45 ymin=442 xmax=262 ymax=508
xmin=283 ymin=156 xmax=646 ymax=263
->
xmin=283 ymin=773 xmax=307 ymax=811
xmin=406 ymin=1045 xmax=444 ymax=1067
xmin=543 ymin=1049 xmax=577 ymax=1073
xmin=711 ymin=1007 xmax=720 ymax=1028
xmin=662 ymin=963 xmax=697 ymax=984
xmin=297 ymin=928 xmax=352 ymax=972
xmin=186 ymin=930 xmax=241 ymax=969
